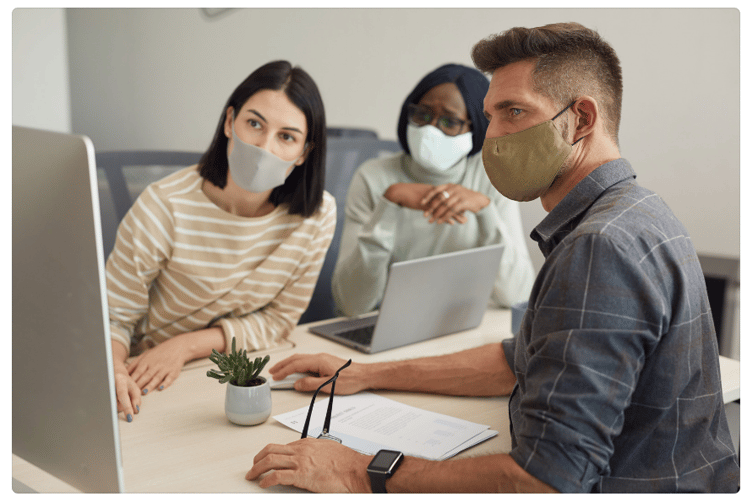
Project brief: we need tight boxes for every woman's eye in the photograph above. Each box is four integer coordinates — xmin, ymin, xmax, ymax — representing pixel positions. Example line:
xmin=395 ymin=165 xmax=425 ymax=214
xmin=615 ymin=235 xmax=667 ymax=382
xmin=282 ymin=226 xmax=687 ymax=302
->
xmin=280 ymin=132 xmax=298 ymax=143
xmin=248 ymin=119 xmax=262 ymax=129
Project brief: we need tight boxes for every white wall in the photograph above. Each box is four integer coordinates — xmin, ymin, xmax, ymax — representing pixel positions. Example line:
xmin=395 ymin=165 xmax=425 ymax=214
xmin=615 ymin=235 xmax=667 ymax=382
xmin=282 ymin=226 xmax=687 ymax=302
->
xmin=14 ymin=8 xmax=741 ymax=270
xmin=12 ymin=8 xmax=71 ymax=133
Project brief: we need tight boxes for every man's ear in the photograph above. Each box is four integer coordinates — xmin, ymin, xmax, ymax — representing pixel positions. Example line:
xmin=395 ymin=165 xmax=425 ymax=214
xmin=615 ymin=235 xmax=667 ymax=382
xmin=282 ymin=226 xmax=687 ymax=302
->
xmin=571 ymin=96 xmax=598 ymax=142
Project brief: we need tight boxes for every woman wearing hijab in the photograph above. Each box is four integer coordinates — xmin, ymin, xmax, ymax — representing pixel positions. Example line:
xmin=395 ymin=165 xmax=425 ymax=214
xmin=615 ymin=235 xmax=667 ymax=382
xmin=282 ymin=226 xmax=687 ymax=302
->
xmin=332 ymin=63 xmax=535 ymax=316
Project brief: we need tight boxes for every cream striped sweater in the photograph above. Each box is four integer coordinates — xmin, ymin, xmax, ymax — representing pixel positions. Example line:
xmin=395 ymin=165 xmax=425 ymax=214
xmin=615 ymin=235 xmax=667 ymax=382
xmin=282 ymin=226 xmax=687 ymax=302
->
xmin=106 ymin=166 xmax=336 ymax=356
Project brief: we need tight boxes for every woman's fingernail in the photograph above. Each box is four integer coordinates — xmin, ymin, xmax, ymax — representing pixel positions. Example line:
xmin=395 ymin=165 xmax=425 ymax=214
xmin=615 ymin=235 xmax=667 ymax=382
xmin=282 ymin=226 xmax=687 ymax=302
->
xmin=142 ymin=389 xmax=148 ymax=395
xmin=127 ymin=414 xmax=133 ymax=422
xmin=136 ymin=405 xmax=140 ymax=413
xmin=159 ymin=385 xmax=164 ymax=390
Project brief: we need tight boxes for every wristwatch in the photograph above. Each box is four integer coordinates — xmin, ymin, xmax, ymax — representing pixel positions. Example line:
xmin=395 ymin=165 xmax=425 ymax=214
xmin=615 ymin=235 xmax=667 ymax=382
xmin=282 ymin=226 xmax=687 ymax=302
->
xmin=367 ymin=450 xmax=404 ymax=493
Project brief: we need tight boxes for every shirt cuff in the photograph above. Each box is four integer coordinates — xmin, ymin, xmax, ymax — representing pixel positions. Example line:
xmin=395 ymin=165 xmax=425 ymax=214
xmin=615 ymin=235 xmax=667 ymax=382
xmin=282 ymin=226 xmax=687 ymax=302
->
xmin=509 ymin=440 xmax=600 ymax=493
xmin=501 ymin=337 xmax=516 ymax=374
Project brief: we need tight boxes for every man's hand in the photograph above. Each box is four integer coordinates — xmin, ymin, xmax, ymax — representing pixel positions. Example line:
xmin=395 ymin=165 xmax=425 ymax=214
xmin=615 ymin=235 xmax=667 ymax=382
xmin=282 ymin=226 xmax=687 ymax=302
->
xmin=246 ymin=439 xmax=372 ymax=492
xmin=270 ymin=343 xmax=515 ymax=398
xmin=269 ymin=353 xmax=371 ymax=395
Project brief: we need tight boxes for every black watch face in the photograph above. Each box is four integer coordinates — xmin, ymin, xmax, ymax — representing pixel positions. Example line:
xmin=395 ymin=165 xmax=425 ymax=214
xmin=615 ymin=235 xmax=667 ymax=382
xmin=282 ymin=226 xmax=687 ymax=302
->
xmin=371 ymin=450 xmax=401 ymax=470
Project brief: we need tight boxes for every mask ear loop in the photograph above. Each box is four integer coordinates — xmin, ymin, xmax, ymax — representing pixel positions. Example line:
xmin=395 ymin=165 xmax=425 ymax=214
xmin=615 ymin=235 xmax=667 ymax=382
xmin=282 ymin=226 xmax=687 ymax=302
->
xmin=551 ymin=100 xmax=576 ymax=121
xmin=552 ymin=101 xmax=587 ymax=146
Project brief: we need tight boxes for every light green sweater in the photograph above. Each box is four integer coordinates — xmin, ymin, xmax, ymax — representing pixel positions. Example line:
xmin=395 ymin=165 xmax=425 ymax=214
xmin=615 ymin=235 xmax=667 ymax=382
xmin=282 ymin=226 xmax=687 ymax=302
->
xmin=332 ymin=151 xmax=535 ymax=316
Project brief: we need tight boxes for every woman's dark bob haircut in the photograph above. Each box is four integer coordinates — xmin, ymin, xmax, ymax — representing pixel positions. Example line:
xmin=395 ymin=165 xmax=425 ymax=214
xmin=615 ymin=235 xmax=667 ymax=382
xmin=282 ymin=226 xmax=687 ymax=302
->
xmin=199 ymin=60 xmax=326 ymax=217
xmin=396 ymin=63 xmax=490 ymax=158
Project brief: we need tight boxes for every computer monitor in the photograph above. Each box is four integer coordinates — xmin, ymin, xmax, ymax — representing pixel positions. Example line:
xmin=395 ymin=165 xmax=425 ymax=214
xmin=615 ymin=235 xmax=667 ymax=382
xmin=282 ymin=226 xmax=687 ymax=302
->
xmin=12 ymin=125 xmax=125 ymax=492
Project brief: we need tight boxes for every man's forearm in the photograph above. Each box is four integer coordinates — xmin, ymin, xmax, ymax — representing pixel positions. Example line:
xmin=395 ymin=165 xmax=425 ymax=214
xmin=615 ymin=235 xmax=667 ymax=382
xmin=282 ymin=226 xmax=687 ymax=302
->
xmin=365 ymin=342 xmax=516 ymax=396
xmin=386 ymin=453 xmax=558 ymax=493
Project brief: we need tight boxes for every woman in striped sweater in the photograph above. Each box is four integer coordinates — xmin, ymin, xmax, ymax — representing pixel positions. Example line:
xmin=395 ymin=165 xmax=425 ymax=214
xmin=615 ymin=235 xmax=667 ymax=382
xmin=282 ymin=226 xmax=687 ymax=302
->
xmin=107 ymin=61 xmax=336 ymax=422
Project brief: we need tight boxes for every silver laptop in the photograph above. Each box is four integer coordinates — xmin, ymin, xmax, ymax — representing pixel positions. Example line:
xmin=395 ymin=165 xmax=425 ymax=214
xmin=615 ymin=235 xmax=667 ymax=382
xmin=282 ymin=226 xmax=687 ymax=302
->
xmin=310 ymin=244 xmax=504 ymax=354
xmin=12 ymin=126 xmax=125 ymax=492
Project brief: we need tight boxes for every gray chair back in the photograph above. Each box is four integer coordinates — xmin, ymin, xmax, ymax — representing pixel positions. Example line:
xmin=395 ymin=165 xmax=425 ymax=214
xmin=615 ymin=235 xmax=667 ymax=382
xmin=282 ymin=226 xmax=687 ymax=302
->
xmin=299 ymin=137 xmax=401 ymax=324
xmin=327 ymin=127 xmax=378 ymax=139
xmin=96 ymin=151 xmax=203 ymax=258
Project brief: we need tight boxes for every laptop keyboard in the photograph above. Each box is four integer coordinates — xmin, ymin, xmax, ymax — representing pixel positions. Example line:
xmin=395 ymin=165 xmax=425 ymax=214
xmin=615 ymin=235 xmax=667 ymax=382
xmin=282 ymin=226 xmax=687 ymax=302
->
xmin=337 ymin=324 xmax=376 ymax=345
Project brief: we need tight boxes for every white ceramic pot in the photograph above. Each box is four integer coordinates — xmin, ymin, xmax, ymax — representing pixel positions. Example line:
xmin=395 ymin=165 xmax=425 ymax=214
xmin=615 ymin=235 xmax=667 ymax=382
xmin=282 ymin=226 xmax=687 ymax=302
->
xmin=224 ymin=377 xmax=272 ymax=426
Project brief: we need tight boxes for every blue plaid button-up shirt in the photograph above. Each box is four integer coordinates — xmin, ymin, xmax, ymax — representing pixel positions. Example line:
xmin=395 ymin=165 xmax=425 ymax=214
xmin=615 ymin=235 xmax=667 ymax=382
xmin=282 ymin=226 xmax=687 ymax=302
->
xmin=502 ymin=159 xmax=738 ymax=492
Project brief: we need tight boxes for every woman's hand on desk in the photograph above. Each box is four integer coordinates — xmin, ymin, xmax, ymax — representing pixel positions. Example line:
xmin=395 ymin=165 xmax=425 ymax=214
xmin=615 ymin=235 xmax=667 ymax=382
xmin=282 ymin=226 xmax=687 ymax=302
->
xmin=127 ymin=336 xmax=191 ymax=395
xmin=111 ymin=341 xmax=187 ymax=422
xmin=127 ymin=328 xmax=226 ymax=396
xmin=269 ymin=353 xmax=370 ymax=395
xmin=111 ymin=341 xmax=141 ymax=422
xmin=113 ymin=363 xmax=141 ymax=422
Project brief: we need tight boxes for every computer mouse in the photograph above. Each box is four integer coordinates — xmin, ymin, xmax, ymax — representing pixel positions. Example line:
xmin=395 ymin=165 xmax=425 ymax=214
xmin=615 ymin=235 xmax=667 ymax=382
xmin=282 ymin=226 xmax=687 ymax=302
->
xmin=269 ymin=372 xmax=310 ymax=390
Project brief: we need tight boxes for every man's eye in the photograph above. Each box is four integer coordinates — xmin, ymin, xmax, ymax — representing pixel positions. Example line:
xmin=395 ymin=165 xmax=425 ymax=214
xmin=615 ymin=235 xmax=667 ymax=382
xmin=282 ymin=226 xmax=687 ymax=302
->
xmin=509 ymin=108 xmax=523 ymax=117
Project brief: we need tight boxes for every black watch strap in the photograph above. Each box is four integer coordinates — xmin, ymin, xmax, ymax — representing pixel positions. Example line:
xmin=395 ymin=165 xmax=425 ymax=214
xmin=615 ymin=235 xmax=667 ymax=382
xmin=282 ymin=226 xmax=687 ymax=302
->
xmin=367 ymin=450 xmax=404 ymax=493
xmin=369 ymin=470 xmax=389 ymax=493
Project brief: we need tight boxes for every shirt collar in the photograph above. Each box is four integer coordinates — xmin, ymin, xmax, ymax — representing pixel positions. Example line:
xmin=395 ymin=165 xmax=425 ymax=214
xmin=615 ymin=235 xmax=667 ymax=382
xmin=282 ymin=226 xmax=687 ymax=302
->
xmin=530 ymin=158 xmax=636 ymax=257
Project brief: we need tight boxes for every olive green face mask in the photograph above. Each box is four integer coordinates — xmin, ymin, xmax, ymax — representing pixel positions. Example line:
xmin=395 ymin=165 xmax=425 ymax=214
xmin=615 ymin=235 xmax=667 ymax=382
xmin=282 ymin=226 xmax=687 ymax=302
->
xmin=482 ymin=102 xmax=580 ymax=202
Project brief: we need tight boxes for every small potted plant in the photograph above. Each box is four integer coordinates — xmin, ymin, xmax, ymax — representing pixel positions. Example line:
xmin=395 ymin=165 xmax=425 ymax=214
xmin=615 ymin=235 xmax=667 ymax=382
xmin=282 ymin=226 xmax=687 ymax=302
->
xmin=207 ymin=338 xmax=272 ymax=426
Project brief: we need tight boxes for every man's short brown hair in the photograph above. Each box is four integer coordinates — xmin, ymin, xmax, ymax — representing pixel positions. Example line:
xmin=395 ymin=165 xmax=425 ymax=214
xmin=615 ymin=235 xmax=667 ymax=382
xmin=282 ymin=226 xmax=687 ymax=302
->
xmin=471 ymin=22 xmax=623 ymax=144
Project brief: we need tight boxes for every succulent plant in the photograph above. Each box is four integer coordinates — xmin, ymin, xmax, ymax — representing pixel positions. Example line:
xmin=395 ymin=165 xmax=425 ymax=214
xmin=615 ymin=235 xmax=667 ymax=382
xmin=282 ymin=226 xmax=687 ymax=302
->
xmin=206 ymin=338 xmax=270 ymax=387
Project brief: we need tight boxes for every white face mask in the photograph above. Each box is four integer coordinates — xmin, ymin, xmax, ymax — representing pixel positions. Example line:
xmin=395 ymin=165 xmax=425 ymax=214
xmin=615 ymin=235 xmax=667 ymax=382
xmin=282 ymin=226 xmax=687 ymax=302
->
xmin=406 ymin=124 xmax=473 ymax=172
xmin=227 ymin=122 xmax=300 ymax=193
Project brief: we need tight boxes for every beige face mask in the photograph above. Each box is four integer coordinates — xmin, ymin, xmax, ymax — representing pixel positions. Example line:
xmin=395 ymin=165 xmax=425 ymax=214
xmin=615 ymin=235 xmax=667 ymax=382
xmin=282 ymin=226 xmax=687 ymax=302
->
xmin=482 ymin=102 xmax=579 ymax=202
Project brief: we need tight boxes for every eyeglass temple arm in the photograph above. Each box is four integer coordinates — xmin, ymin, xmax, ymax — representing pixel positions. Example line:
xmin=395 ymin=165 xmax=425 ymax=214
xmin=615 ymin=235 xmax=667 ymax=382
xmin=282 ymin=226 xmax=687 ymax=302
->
xmin=321 ymin=359 xmax=351 ymax=434
xmin=322 ymin=379 xmax=337 ymax=435
xmin=300 ymin=386 xmax=324 ymax=439
xmin=300 ymin=359 xmax=352 ymax=439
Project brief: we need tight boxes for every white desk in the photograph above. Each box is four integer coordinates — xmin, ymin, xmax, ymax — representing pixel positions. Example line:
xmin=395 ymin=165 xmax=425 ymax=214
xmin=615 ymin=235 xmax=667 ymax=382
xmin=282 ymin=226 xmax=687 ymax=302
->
xmin=12 ymin=308 xmax=740 ymax=493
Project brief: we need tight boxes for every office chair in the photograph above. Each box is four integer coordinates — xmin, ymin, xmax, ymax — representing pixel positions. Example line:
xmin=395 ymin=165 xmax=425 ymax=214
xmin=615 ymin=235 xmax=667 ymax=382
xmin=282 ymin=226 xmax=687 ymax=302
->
xmin=326 ymin=127 xmax=378 ymax=139
xmin=299 ymin=137 xmax=401 ymax=324
xmin=96 ymin=150 xmax=203 ymax=258
xmin=697 ymin=254 xmax=740 ymax=358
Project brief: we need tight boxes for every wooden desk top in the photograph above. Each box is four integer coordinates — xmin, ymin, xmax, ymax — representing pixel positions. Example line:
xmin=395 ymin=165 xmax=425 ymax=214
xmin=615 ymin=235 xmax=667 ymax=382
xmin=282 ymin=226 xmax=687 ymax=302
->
xmin=13 ymin=308 xmax=739 ymax=493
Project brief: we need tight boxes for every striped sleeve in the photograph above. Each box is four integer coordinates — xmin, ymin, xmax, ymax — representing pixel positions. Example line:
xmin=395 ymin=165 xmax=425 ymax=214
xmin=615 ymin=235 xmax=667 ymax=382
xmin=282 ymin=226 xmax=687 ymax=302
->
xmin=106 ymin=183 xmax=175 ymax=354
xmin=215 ymin=192 xmax=337 ymax=352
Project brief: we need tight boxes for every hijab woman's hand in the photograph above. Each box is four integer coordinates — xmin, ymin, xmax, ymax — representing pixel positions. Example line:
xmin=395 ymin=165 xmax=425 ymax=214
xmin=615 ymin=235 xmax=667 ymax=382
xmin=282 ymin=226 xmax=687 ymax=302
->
xmin=421 ymin=183 xmax=490 ymax=224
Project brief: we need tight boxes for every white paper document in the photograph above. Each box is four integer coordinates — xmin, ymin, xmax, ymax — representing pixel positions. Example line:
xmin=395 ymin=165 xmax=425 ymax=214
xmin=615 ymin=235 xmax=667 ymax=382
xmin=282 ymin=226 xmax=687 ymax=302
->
xmin=273 ymin=392 xmax=497 ymax=460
